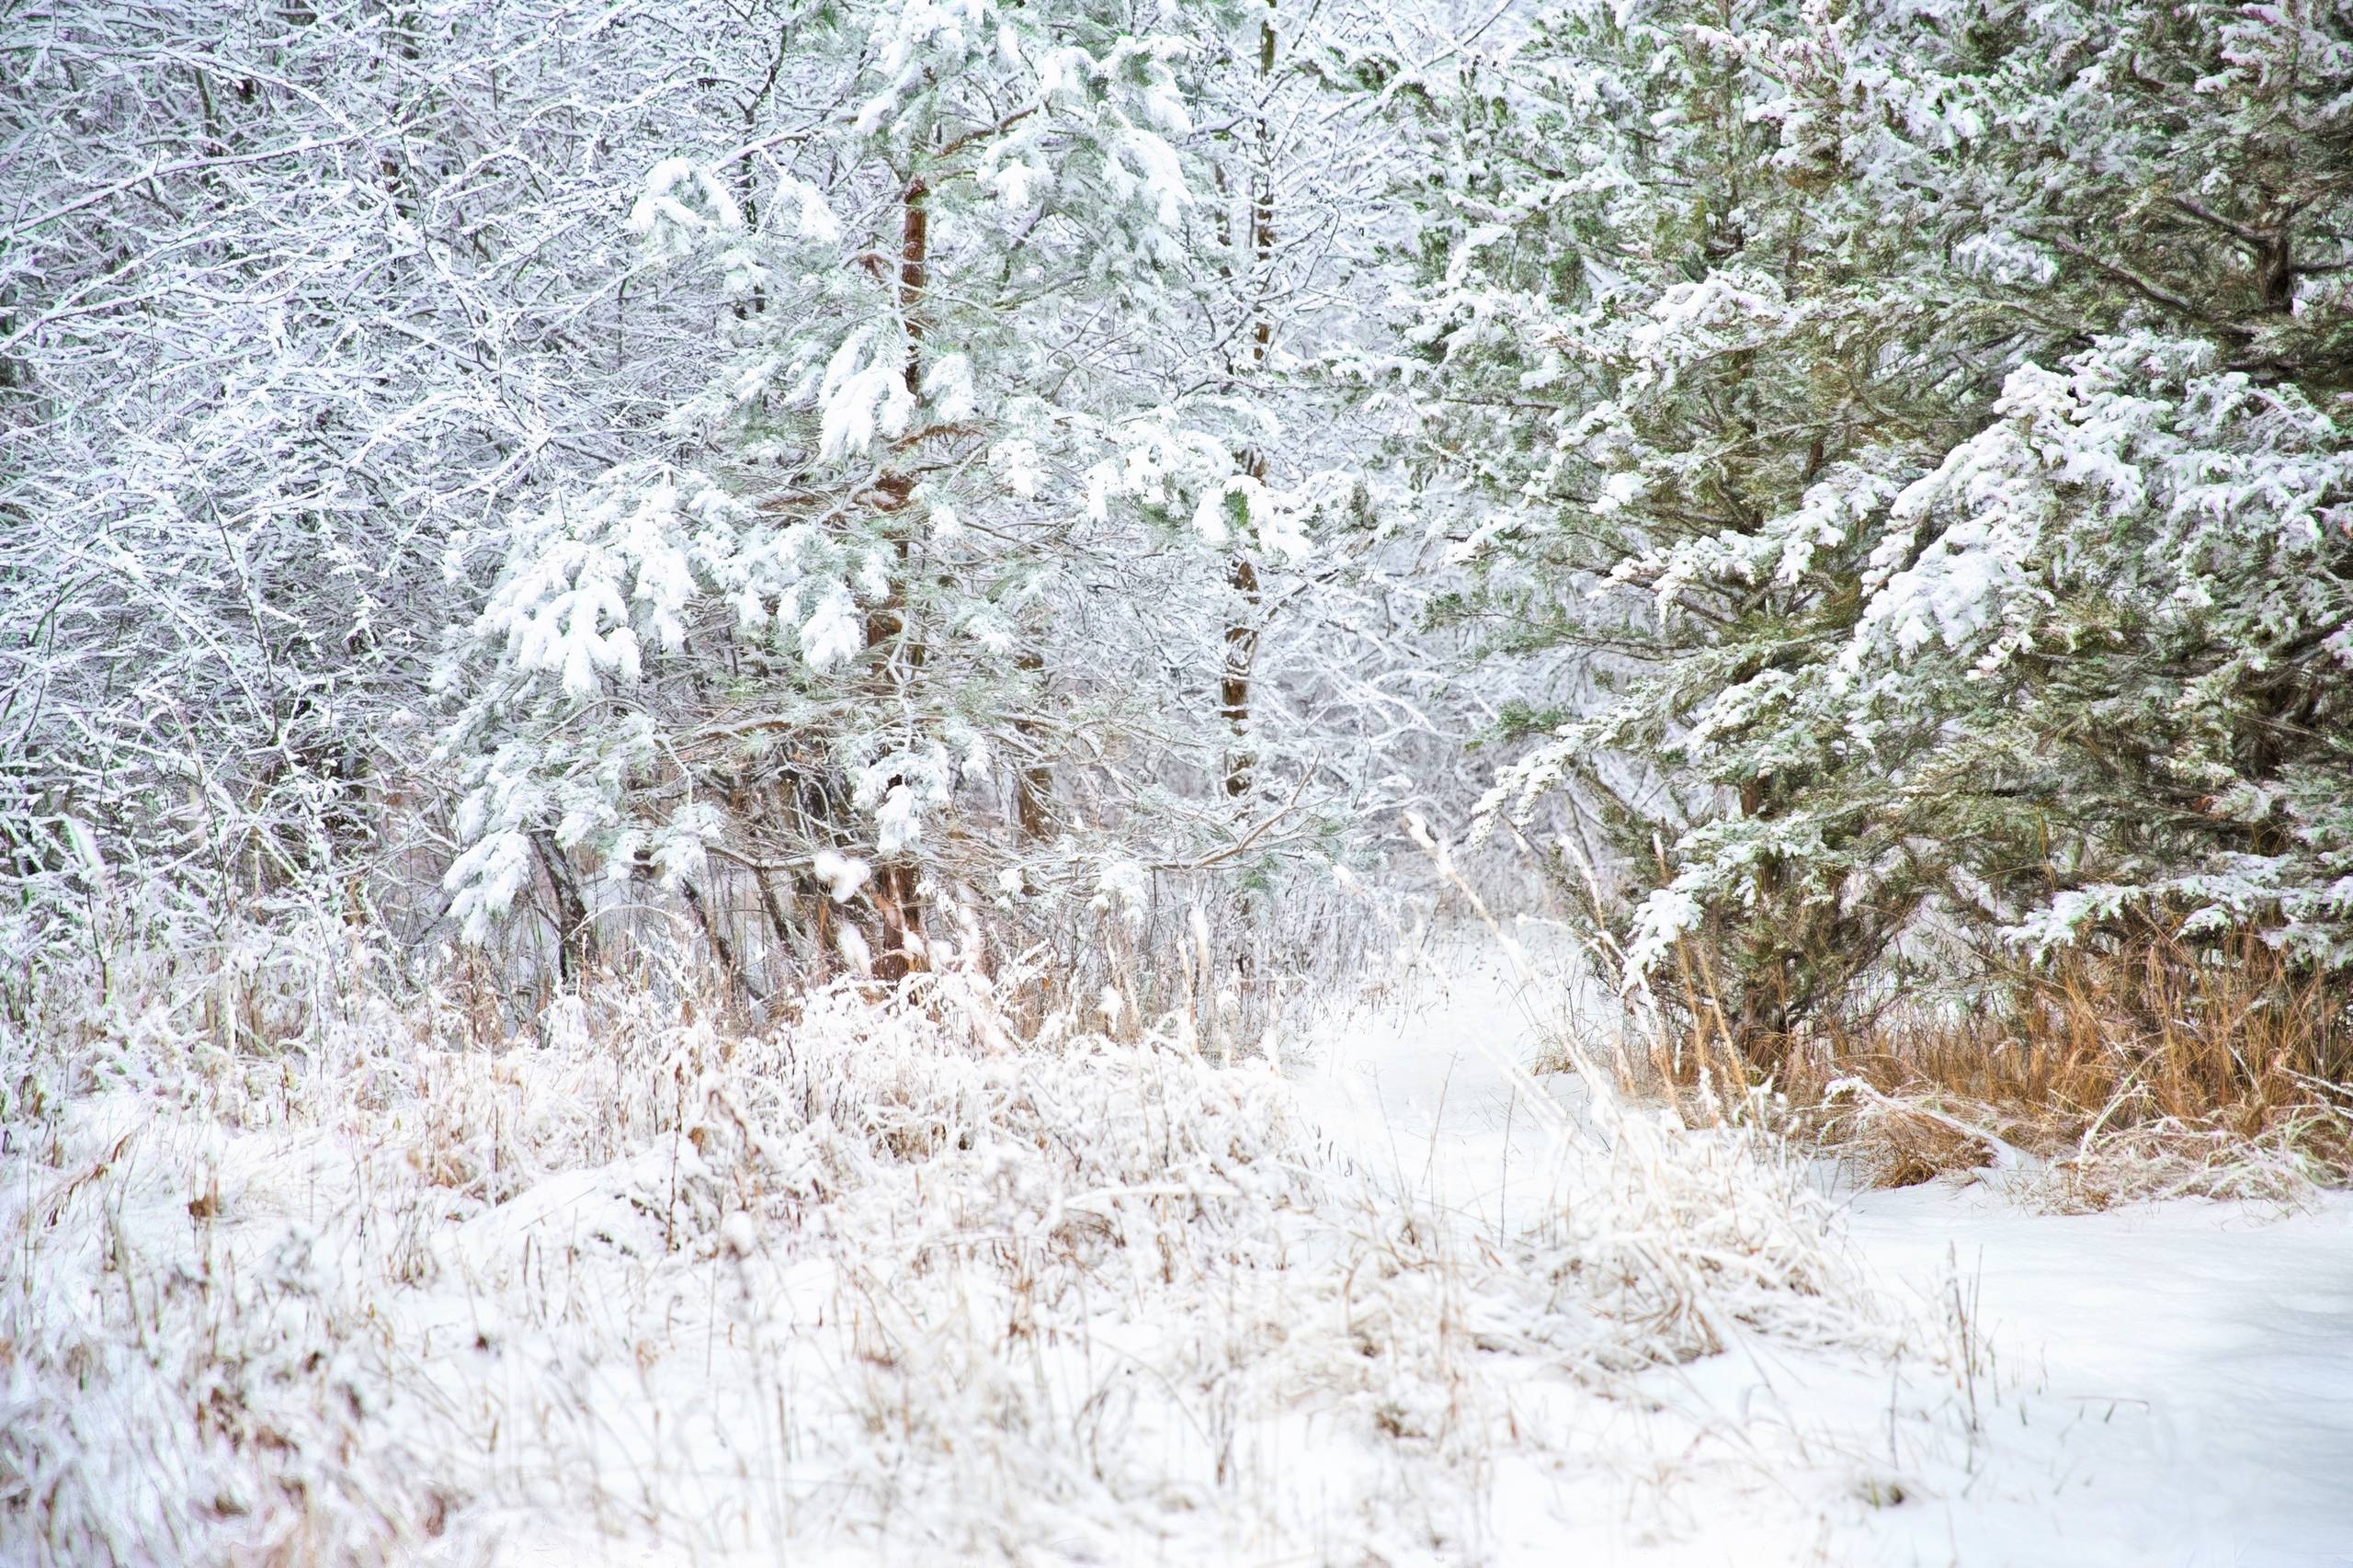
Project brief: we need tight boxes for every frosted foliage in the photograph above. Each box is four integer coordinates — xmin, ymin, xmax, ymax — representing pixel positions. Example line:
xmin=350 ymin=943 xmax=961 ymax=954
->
xmin=817 ymin=332 xmax=917 ymax=460
xmin=812 ymin=849 xmax=873 ymax=902
xmin=1 ymin=0 xmax=804 ymax=922
xmin=28 ymin=0 xmax=2348 ymax=1549
xmin=476 ymin=475 xmax=726 ymax=699
xmin=628 ymin=157 xmax=746 ymax=257
xmin=799 ymin=586 xmax=865 ymax=671
xmin=1425 ymin=0 xmax=2353 ymax=1007
xmin=420 ymin=0 xmax=1376 ymax=937
xmin=4 ymin=0 xmax=1433 ymax=993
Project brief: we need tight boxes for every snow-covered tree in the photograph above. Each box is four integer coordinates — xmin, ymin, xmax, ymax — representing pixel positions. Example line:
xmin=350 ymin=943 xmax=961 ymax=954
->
xmin=1 ymin=0 xmax=792 ymax=954
xmin=2 ymin=0 xmax=1444 ymax=1017
xmin=1401 ymin=0 xmax=2353 ymax=1045
xmin=434 ymin=0 xmax=1352 ymax=987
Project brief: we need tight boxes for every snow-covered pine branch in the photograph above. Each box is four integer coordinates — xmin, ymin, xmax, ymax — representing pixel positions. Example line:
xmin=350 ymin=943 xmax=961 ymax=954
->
xmin=1395 ymin=0 xmax=2353 ymax=1037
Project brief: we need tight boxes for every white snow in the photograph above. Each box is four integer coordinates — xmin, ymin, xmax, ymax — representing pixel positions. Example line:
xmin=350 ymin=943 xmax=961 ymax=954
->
xmin=1302 ymin=934 xmax=2353 ymax=1566
xmin=810 ymin=847 xmax=870 ymax=903
xmin=7 ymin=941 xmax=2347 ymax=1564
xmin=1847 ymin=1185 xmax=2353 ymax=1567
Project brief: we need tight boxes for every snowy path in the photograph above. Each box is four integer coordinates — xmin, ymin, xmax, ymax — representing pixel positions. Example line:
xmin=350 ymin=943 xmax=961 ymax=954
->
xmin=1291 ymin=957 xmax=1918 ymax=1565
xmin=1297 ymin=955 xmax=2353 ymax=1567
xmin=1294 ymin=958 xmax=1568 ymax=1236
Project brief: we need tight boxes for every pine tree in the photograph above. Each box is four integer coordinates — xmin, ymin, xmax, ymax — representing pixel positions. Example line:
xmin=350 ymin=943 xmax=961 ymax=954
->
xmin=1399 ymin=0 xmax=2353 ymax=1047
xmin=435 ymin=0 xmax=1331 ymax=987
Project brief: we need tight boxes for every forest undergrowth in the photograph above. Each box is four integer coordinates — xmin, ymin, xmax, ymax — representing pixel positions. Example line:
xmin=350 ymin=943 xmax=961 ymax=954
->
xmin=1 ymin=908 xmax=2009 ymax=1566
xmin=1788 ymin=949 xmax=2353 ymax=1211
xmin=1621 ymin=944 xmax=2353 ymax=1211
xmin=1518 ymin=850 xmax=2353 ymax=1211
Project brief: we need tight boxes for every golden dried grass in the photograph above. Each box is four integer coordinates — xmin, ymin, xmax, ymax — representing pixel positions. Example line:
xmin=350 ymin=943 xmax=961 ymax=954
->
xmin=1772 ymin=926 xmax=2353 ymax=1203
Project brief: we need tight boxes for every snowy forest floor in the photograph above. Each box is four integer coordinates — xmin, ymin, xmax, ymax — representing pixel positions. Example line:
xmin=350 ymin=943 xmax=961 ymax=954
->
xmin=8 ymin=936 xmax=2351 ymax=1566
xmin=1315 ymin=943 xmax=2353 ymax=1567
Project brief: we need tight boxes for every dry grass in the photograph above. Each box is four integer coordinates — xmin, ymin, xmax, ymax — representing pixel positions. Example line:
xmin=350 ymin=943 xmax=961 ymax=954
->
xmin=1452 ymin=833 xmax=2353 ymax=1206
xmin=2 ymin=906 xmax=2006 ymax=1565
xmin=1769 ymin=926 xmax=2353 ymax=1206
xmin=1528 ymin=832 xmax=2353 ymax=1207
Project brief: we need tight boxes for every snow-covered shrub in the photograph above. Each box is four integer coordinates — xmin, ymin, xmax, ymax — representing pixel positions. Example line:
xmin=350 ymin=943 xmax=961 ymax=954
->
xmin=429 ymin=0 xmax=1366 ymax=996
xmin=0 ymin=0 xmax=775 ymax=962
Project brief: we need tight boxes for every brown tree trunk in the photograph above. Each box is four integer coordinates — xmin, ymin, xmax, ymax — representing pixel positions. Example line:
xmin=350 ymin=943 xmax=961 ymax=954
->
xmin=900 ymin=175 xmax=928 ymax=360
xmin=858 ymin=173 xmax=935 ymax=983
xmin=1733 ymin=774 xmax=1790 ymax=1054
xmin=1014 ymin=647 xmax=1056 ymax=839
xmin=1218 ymin=3 xmax=1279 ymax=801
xmin=1221 ymin=553 xmax=1261 ymax=798
xmin=868 ymin=860 xmax=924 ymax=983
xmin=529 ymin=827 xmax=595 ymax=986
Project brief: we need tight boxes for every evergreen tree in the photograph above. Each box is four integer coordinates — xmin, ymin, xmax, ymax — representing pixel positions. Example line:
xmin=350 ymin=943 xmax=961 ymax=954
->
xmin=1400 ymin=0 xmax=2353 ymax=1045
xmin=435 ymin=0 xmax=1336 ymax=985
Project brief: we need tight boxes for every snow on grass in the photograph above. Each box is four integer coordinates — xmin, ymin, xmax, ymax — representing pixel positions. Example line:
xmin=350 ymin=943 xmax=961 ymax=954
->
xmin=1302 ymin=933 xmax=2353 ymax=1566
xmin=0 ymin=936 xmax=2045 ymax=1564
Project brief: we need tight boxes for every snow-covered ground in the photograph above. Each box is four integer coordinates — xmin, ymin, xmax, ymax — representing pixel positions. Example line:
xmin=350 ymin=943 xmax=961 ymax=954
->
xmin=1847 ymin=1187 xmax=2353 ymax=1567
xmin=1321 ymin=942 xmax=2353 ymax=1567
xmin=7 ymin=947 xmax=2348 ymax=1565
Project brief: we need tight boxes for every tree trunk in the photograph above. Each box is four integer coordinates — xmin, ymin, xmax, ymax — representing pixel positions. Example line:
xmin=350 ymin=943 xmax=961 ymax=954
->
xmin=753 ymin=865 xmax=805 ymax=989
xmin=1219 ymin=0 xmax=1279 ymax=801
xmin=680 ymin=878 xmax=750 ymax=1000
xmin=859 ymin=173 xmax=935 ymax=983
xmin=1221 ymin=553 xmax=1261 ymax=798
xmin=1014 ymin=647 xmax=1056 ymax=839
xmin=869 ymin=860 xmax=924 ymax=983
xmin=529 ymin=827 xmax=595 ymax=987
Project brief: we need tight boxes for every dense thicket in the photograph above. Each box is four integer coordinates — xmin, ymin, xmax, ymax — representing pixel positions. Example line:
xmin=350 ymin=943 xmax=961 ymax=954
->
xmin=3 ymin=0 xmax=1480 ymax=1019
xmin=4 ymin=0 xmax=774 ymax=960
